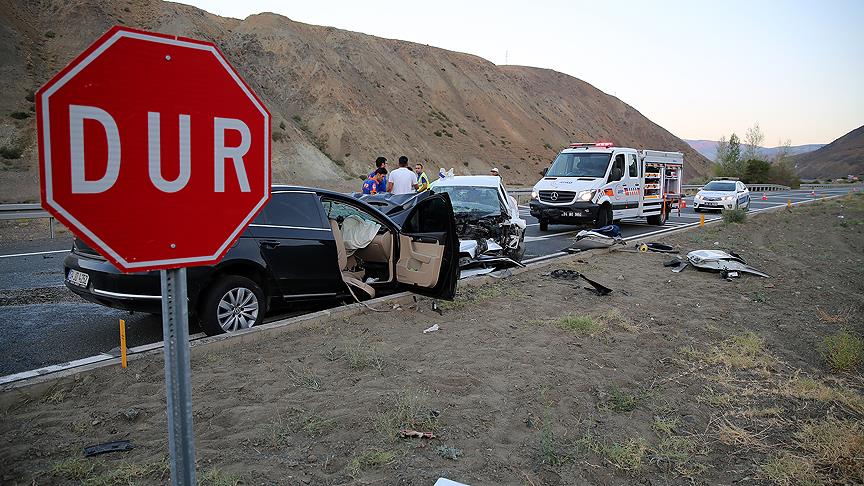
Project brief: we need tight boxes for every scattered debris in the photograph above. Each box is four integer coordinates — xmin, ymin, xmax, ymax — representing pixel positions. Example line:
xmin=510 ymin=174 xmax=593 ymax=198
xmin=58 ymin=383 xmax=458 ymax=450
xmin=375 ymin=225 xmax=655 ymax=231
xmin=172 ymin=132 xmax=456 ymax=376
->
xmin=121 ymin=408 xmax=140 ymax=421
xmin=686 ymin=250 xmax=770 ymax=278
xmin=434 ymin=478 xmax=470 ymax=486
xmin=83 ymin=440 xmax=134 ymax=457
xmin=431 ymin=302 xmax=443 ymax=316
xmin=400 ymin=429 xmax=435 ymax=439
xmin=548 ymin=269 xmax=613 ymax=296
xmin=565 ymin=229 xmax=625 ymax=252
xmin=460 ymin=267 xmax=495 ymax=279
xmin=437 ymin=445 xmax=463 ymax=460
xmin=423 ymin=324 xmax=440 ymax=334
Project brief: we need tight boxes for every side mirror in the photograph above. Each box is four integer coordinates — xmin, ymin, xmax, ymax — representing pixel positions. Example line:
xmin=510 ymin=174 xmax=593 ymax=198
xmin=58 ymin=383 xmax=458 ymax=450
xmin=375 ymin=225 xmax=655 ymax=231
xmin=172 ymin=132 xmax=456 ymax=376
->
xmin=542 ymin=168 xmax=548 ymax=176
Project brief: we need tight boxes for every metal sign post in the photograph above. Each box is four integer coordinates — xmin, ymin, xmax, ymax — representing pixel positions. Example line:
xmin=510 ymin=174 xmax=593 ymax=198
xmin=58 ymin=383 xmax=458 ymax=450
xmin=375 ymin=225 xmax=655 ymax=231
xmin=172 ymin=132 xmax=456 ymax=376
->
xmin=160 ymin=268 xmax=196 ymax=485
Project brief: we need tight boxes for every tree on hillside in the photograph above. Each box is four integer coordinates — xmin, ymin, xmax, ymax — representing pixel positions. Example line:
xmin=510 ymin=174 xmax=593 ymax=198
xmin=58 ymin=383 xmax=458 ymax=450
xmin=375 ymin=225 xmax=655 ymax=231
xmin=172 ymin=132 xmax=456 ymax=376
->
xmin=742 ymin=123 xmax=765 ymax=161
xmin=715 ymin=133 xmax=742 ymax=177
xmin=769 ymin=139 xmax=800 ymax=188
xmin=743 ymin=159 xmax=771 ymax=183
xmin=715 ymin=136 xmax=729 ymax=163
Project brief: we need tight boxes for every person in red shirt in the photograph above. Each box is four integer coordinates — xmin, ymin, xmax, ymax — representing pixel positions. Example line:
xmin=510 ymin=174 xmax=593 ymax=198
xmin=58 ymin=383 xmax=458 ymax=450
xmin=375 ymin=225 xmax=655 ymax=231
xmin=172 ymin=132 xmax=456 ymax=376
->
xmin=362 ymin=168 xmax=387 ymax=194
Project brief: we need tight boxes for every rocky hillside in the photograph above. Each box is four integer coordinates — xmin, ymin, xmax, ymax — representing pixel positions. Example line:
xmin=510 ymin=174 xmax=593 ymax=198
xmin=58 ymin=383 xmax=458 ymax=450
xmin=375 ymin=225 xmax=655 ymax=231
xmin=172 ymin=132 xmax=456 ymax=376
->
xmin=792 ymin=125 xmax=864 ymax=179
xmin=0 ymin=0 xmax=711 ymax=202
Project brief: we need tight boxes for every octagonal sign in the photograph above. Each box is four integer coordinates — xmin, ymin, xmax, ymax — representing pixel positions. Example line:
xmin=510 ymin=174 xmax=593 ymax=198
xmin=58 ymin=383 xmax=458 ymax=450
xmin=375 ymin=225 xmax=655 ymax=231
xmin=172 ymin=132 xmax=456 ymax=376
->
xmin=37 ymin=26 xmax=270 ymax=272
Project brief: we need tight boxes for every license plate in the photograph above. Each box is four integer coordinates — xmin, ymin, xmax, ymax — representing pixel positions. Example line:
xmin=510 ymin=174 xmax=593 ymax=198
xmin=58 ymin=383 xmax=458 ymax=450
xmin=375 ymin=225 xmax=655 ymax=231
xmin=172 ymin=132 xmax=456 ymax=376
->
xmin=562 ymin=211 xmax=578 ymax=217
xmin=703 ymin=202 xmax=716 ymax=207
xmin=67 ymin=269 xmax=89 ymax=288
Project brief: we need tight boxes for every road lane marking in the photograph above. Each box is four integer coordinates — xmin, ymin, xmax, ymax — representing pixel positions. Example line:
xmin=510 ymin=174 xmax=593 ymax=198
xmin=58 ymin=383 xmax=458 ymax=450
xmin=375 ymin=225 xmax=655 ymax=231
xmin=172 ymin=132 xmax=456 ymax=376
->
xmin=0 ymin=249 xmax=69 ymax=259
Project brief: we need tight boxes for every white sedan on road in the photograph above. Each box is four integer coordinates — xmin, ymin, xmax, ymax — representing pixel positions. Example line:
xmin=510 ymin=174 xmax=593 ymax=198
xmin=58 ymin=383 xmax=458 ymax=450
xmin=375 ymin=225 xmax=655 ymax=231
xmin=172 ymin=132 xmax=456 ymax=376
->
xmin=693 ymin=180 xmax=751 ymax=212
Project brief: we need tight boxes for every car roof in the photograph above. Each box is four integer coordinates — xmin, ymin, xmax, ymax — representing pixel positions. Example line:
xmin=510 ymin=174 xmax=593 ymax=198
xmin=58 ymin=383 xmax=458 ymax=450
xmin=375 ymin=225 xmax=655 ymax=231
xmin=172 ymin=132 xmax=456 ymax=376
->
xmin=430 ymin=175 xmax=501 ymax=188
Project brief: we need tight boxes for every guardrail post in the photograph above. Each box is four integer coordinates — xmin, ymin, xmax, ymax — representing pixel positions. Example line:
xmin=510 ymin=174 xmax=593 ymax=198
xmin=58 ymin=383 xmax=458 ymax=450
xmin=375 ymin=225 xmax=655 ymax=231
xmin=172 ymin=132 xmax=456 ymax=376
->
xmin=49 ymin=217 xmax=55 ymax=239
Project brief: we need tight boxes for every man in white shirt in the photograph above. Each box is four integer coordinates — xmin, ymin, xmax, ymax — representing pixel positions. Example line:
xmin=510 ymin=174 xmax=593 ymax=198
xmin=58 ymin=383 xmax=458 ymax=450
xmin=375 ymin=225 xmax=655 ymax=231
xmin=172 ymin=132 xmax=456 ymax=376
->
xmin=387 ymin=155 xmax=418 ymax=194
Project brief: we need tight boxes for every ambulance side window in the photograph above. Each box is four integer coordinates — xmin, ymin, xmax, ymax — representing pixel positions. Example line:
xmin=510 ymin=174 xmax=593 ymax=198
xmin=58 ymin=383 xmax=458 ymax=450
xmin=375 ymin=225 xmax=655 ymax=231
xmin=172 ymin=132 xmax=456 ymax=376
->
xmin=628 ymin=154 xmax=638 ymax=178
xmin=608 ymin=154 xmax=625 ymax=182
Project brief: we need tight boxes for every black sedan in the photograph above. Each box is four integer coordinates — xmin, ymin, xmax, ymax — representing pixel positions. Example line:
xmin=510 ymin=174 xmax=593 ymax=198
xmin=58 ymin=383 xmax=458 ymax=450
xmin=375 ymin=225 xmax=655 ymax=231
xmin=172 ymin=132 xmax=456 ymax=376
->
xmin=64 ymin=186 xmax=459 ymax=335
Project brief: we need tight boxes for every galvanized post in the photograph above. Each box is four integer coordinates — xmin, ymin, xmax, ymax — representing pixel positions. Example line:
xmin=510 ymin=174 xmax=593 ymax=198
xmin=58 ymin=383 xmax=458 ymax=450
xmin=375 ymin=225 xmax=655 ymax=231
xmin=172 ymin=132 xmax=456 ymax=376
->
xmin=160 ymin=268 xmax=197 ymax=485
xmin=49 ymin=217 xmax=55 ymax=239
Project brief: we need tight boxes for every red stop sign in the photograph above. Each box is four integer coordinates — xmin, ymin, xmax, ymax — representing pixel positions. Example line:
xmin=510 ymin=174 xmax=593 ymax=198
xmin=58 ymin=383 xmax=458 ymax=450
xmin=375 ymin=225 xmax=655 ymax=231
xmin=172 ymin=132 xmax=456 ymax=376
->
xmin=36 ymin=26 xmax=270 ymax=272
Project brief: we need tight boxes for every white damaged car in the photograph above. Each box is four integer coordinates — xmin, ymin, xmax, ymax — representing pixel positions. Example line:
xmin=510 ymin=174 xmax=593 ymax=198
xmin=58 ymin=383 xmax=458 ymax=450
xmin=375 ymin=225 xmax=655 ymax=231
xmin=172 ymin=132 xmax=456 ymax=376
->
xmin=430 ymin=175 xmax=527 ymax=272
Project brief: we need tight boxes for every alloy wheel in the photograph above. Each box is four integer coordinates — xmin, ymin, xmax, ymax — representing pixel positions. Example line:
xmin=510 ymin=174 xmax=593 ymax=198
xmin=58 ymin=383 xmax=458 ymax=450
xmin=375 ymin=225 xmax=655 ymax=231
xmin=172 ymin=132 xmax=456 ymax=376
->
xmin=216 ymin=287 xmax=259 ymax=332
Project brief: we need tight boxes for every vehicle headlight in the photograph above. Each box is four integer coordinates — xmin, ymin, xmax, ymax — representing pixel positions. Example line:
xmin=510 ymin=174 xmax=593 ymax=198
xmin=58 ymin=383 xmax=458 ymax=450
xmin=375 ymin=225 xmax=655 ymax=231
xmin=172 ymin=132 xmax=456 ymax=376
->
xmin=694 ymin=194 xmax=702 ymax=201
xmin=531 ymin=191 xmax=538 ymax=200
xmin=577 ymin=190 xmax=596 ymax=201
xmin=722 ymin=195 xmax=733 ymax=201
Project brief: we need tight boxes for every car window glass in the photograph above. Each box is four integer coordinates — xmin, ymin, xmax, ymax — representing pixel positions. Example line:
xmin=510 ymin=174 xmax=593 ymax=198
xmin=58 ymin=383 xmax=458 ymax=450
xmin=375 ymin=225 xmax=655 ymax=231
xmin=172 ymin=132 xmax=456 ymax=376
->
xmin=403 ymin=196 xmax=449 ymax=233
xmin=322 ymin=199 xmax=383 ymax=227
xmin=253 ymin=192 xmax=325 ymax=228
xmin=628 ymin=154 xmax=638 ymax=178
xmin=608 ymin=155 xmax=625 ymax=182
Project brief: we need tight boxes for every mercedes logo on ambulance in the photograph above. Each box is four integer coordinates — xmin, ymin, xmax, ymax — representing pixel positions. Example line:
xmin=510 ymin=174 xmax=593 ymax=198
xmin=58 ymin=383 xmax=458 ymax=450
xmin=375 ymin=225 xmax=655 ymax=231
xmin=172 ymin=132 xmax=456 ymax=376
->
xmin=550 ymin=192 xmax=559 ymax=201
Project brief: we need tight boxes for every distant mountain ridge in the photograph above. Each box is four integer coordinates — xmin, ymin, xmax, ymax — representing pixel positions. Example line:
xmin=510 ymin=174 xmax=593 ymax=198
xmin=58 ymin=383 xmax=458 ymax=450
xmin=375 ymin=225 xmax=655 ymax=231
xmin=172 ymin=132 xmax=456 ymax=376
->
xmin=0 ymin=0 xmax=712 ymax=203
xmin=684 ymin=139 xmax=824 ymax=162
xmin=791 ymin=125 xmax=864 ymax=179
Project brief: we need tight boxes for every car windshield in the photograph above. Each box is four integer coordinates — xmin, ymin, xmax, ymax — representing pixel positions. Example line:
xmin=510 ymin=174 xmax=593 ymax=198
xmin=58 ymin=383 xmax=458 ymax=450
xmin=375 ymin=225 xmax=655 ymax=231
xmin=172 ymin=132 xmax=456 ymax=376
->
xmin=703 ymin=182 xmax=736 ymax=191
xmin=546 ymin=152 xmax=612 ymax=178
xmin=433 ymin=186 xmax=502 ymax=217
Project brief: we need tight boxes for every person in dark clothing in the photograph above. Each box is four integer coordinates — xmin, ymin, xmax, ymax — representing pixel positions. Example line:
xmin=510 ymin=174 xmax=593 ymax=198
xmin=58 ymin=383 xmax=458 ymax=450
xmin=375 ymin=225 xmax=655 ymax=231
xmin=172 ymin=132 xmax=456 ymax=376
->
xmin=369 ymin=156 xmax=388 ymax=193
xmin=362 ymin=167 xmax=388 ymax=194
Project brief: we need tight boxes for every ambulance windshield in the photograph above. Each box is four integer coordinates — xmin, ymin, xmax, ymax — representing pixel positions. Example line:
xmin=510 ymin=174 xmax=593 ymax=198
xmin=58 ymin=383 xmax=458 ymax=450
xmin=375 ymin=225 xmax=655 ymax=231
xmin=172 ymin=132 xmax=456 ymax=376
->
xmin=546 ymin=152 xmax=612 ymax=178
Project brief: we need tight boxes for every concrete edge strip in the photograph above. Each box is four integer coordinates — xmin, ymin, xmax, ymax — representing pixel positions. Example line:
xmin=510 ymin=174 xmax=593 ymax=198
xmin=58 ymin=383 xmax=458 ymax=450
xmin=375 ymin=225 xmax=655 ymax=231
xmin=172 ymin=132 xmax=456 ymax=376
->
xmin=0 ymin=192 xmax=850 ymax=398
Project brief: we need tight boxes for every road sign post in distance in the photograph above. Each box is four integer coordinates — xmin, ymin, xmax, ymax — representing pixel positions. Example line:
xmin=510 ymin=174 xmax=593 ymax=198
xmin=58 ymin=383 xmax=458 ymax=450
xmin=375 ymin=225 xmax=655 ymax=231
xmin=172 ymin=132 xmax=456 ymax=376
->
xmin=37 ymin=26 xmax=271 ymax=485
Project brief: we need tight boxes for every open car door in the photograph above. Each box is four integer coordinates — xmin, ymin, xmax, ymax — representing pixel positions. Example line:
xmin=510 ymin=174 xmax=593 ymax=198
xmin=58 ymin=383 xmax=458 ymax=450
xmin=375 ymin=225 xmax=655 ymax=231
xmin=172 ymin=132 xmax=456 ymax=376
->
xmin=392 ymin=193 xmax=459 ymax=299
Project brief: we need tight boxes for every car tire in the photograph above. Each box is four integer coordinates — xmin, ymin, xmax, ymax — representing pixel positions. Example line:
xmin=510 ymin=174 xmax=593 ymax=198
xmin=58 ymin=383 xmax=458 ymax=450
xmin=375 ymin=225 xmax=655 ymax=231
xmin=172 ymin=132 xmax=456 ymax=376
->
xmin=646 ymin=209 xmax=667 ymax=226
xmin=199 ymin=275 xmax=265 ymax=336
xmin=539 ymin=219 xmax=548 ymax=231
xmin=512 ymin=232 xmax=526 ymax=262
xmin=595 ymin=204 xmax=612 ymax=228
xmin=694 ymin=207 xmax=702 ymax=213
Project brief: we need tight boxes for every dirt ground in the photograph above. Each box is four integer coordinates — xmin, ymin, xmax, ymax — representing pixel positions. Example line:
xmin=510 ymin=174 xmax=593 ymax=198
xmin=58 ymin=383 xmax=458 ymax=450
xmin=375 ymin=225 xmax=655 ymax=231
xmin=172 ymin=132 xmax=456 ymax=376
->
xmin=2 ymin=195 xmax=863 ymax=486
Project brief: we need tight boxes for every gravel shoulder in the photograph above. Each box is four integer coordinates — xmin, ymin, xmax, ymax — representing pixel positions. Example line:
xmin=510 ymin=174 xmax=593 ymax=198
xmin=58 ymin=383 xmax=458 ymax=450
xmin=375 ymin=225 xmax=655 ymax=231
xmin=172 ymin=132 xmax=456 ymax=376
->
xmin=1 ymin=195 xmax=863 ymax=486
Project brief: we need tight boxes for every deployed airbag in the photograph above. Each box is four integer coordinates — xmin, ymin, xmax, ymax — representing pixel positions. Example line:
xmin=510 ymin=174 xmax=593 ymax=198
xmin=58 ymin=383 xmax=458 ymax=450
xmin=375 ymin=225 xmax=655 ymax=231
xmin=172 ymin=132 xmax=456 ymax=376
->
xmin=341 ymin=215 xmax=381 ymax=252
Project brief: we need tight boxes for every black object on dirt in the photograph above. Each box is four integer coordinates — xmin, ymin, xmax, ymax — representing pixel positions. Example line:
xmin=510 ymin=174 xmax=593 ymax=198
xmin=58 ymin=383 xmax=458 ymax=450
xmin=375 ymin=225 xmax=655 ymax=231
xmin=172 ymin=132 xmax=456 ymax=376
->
xmin=83 ymin=440 xmax=134 ymax=457
xmin=645 ymin=242 xmax=678 ymax=253
xmin=548 ymin=269 xmax=613 ymax=296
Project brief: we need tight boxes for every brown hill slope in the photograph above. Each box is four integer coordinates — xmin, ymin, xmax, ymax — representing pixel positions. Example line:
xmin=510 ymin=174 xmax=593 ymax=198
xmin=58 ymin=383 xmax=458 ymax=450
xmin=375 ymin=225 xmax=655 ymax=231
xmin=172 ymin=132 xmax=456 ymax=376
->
xmin=792 ymin=125 xmax=864 ymax=179
xmin=0 ymin=0 xmax=711 ymax=202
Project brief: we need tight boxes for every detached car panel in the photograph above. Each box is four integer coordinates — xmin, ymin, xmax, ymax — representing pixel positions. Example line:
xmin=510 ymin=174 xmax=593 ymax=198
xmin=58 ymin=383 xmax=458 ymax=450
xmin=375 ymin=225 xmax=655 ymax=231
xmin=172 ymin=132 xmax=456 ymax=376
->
xmin=64 ymin=186 xmax=459 ymax=335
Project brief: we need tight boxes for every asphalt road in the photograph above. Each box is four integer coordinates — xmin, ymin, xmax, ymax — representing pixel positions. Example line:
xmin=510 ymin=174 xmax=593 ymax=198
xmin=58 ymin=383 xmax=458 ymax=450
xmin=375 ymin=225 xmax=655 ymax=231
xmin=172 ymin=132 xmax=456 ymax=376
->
xmin=0 ymin=186 xmax=855 ymax=377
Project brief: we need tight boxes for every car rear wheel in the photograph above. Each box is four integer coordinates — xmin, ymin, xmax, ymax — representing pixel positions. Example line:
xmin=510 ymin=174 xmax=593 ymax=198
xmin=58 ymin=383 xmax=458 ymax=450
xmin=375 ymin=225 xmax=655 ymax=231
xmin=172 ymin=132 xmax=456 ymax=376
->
xmin=199 ymin=275 xmax=265 ymax=336
xmin=646 ymin=209 xmax=667 ymax=226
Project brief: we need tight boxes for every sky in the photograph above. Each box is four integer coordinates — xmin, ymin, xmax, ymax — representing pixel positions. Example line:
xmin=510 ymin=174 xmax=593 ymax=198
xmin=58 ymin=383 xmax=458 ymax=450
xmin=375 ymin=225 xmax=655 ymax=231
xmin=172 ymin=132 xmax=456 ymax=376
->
xmin=174 ymin=0 xmax=864 ymax=146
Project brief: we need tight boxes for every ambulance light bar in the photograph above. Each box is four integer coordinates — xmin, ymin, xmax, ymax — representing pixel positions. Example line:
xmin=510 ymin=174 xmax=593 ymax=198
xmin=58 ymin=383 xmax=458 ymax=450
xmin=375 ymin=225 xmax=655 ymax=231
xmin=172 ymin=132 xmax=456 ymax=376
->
xmin=568 ymin=142 xmax=614 ymax=148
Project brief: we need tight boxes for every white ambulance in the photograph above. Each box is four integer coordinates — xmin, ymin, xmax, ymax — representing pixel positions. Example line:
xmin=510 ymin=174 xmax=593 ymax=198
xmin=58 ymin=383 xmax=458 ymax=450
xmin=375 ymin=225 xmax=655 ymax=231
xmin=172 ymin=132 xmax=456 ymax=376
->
xmin=529 ymin=142 xmax=683 ymax=230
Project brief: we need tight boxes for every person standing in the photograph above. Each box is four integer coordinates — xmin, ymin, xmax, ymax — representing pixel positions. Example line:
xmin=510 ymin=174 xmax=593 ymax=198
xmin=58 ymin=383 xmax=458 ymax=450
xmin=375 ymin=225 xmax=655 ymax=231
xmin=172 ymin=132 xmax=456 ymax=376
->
xmin=369 ymin=156 xmax=388 ymax=193
xmin=387 ymin=155 xmax=418 ymax=195
xmin=362 ymin=168 xmax=387 ymax=194
xmin=415 ymin=162 xmax=430 ymax=192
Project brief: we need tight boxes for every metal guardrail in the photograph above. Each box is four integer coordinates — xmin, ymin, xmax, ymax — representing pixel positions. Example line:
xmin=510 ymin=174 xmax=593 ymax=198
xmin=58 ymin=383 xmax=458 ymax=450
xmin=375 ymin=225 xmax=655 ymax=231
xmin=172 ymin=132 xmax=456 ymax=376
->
xmin=0 ymin=204 xmax=57 ymax=238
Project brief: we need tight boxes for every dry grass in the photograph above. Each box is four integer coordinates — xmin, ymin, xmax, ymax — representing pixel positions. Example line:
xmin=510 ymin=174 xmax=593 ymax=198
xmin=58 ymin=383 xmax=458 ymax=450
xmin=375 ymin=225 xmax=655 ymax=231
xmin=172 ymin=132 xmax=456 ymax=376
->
xmin=779 ymin=375 xmax=864 ymax=415
xmin=795 ymin=417 xmax=864 ymax=483
xmin=51 ymin=457 xmax=94 ymax=480
xmin=343 ymin=340 xmax=387 ymax=372
xmin=374 ymin=391 xmax=440 ymax=442
xmin=716 ymin=419 xmax=767 ymax=449
xmin=759 ymin=453 xmax=823 ymax=486
xmin=602 ymin=438 xmax=649 ymax=471
xmin=348 ymin=449 xmax=399 ymax=477
xmin=708 ymin=332 xmax=774 ymax=370
xmin=823 ymin=328 xmax=863 ymax=372
xmin=199 ymin=468 xmax=242 ymax=486
xmin=556 ymin=315 xmax=604 ymax=336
